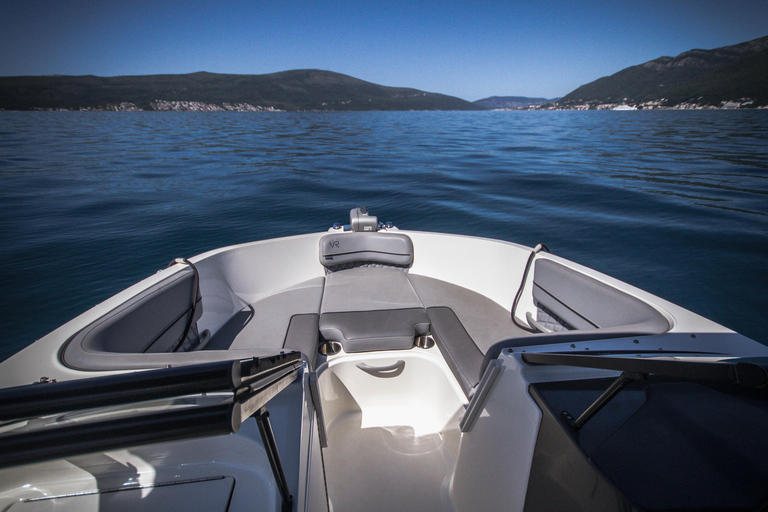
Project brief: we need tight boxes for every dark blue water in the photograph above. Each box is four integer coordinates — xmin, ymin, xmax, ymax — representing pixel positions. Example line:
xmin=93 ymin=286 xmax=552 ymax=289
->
xmin=1 ymin=110 xmax=767 ymax=361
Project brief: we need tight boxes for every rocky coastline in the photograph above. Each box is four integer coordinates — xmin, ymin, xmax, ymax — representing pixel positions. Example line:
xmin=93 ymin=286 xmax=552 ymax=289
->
xmin=34 ymin=100 xmax=284 ymax=112
xmin=524 ymin=98 xmax=767 ymax=111
xmin=22 ymin=97 xmax=768 ymax=112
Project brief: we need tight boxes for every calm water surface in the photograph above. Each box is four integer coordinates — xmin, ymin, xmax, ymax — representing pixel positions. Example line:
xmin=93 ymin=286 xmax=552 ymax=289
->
xmin=1 ymin=110 xmax=766 ymax=361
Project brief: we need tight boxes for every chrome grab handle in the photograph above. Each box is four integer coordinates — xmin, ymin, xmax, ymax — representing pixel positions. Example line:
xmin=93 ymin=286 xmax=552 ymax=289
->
xmin=526 ymin=311 xmax=553 ymax=333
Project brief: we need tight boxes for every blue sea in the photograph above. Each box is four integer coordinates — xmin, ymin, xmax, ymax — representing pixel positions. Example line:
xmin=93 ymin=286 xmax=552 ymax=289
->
xmin=1 ymin=110 xmax=767 ymax=362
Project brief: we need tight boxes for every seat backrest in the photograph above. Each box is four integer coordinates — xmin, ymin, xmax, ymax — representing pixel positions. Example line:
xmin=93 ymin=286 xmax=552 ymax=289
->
xmin=319 ymin=232 xmax=414 ymax=271
xmin=65 ymin=268 xmax=203 ymax=360
xmin=532 ymin=259 xmax=670 ymax=333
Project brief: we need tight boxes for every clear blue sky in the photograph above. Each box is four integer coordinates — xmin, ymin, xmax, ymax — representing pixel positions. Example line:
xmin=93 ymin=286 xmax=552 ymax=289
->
xmin=1 ymin=0 xmax=766 ymax=101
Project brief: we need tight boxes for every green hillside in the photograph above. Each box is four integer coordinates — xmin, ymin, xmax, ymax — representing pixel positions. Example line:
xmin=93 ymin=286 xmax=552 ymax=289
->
xmin=0 ymin=70 xmax=483 ymax=111
xmin=559 ymin=35 xmax=768 ymax=108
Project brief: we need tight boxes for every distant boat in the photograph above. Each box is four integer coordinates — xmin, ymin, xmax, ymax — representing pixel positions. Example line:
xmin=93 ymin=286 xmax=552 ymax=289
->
xmin=613 ymin=104 xmax=638 ymax=110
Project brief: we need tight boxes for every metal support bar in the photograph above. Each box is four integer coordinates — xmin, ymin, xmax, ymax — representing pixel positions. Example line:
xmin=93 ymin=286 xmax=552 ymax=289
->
xmin=0 ymin=352 xmax=303 ymax=469
xmin=0 ymin=351 xmax=302 ymax=422
xmin=236 ymin=362 xmax=301 ymax=422
xmin=521 ymin=351 xmax=768 ymax=389
xmin=256 ymin=407 xmax=294 ymax=512
xmin=308 ymin=371 xmax=328 ymax=448
xmin=0 ymin=360 xmax=240 ymax=422
xmin=562 ymin=372 xmax=639 ymax=430
xmin=460 ymin=360 xmax=502 ymax=432
xmin=0 ymin=402 xmax=237 ymax=469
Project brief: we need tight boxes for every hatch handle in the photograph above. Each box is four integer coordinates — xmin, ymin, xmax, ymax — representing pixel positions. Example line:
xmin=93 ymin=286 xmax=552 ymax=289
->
xmin=356 ymin=360 xmax=405 ymax=377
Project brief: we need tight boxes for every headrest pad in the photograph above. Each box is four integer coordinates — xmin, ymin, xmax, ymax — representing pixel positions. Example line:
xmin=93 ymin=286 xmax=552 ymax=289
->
xmin=320 ymin=232 xmax=414 ymax=268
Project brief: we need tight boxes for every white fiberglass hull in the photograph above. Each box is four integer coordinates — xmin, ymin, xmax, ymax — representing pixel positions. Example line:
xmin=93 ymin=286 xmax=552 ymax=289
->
xmin=2 ymin=215 xmax=767 ymax=512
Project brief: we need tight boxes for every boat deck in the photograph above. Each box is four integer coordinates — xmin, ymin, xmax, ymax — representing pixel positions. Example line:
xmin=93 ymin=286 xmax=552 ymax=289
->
xmin=316 ymin=351 xmax=465 ymax=511
xmin=324 ymin=412 xmax=457 ymax=511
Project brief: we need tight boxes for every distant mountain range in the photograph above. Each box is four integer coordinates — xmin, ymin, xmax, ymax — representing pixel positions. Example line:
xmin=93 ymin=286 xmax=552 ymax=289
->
xmin=558 ymin=35 xmax=768 ymax=109
xmin=2 ymin=35 xmax=766 ymax=111
xmin=0 ymin=69 xmax=482 ymax=111
xmin=472 ymin=96 xmax=558 ymax=109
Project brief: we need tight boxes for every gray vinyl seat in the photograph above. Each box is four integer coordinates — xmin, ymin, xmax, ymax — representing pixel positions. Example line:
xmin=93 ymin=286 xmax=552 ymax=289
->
xmin=318 ymin=232 xmax=430 ymax=353
xmin=411 ymin=259 xmax=671 ymax=396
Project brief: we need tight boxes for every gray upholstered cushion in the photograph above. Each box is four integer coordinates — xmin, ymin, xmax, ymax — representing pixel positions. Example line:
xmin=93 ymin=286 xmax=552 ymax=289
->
xmin=319 ymin=266 xmax=429 ymax=352
xmin=319 ymin=232 xmax=414 ymax=269
xmin=320 ymin=309 xmax=430 ymax=353
xmin=533 ymin=259 xmax=670 ymax=334
xmin=321 ymin=267 xmax=423 ymax=313
xmin=535 ymin=305 xmax=571 ymax=332
xmin=409 ymin=274 xmax=527 ymax=353
xmin=74 ymin=269 xmax=202 ymax=355
xmin=230 ymin=277 xmax=325 ymax=352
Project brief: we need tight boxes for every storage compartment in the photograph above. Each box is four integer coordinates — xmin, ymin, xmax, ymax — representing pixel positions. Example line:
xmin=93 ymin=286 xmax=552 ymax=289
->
xmin=317 ymin=351 xmax=466 ymax=512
